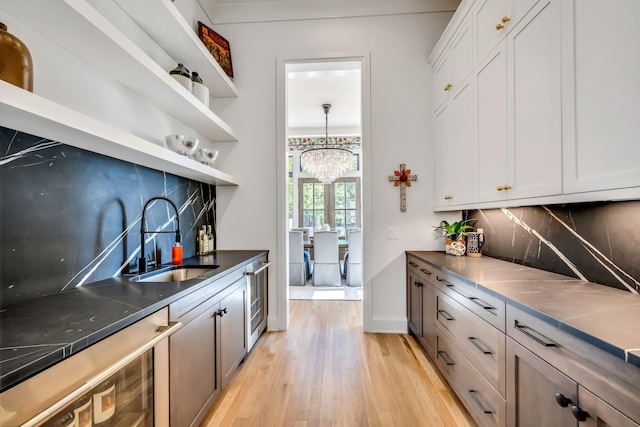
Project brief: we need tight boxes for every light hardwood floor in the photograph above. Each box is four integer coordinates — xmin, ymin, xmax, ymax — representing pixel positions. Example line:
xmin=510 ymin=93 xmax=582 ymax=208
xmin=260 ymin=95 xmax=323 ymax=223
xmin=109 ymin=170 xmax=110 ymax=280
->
xmin=203 ymin=300 xmax=476 ymax=427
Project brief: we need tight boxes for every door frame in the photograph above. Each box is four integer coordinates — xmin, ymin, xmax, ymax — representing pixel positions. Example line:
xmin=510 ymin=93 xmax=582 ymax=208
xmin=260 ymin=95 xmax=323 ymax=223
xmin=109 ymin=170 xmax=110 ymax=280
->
xmin=275 ymin=52 xmax=372 ymax=331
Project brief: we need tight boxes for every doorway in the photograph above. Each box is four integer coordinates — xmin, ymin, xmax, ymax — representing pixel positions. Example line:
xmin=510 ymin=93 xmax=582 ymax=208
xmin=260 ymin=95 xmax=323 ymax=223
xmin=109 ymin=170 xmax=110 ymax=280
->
xmin=276 ymin=55 xmax=371 ymax=328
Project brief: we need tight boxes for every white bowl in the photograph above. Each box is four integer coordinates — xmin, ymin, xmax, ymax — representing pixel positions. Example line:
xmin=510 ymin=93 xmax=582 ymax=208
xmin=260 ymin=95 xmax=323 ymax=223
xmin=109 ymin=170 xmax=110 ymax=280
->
xmin=165 ymin=135 xmax=199 ymax=156
xmin=193 ymin=148 xmax=219 ymax=165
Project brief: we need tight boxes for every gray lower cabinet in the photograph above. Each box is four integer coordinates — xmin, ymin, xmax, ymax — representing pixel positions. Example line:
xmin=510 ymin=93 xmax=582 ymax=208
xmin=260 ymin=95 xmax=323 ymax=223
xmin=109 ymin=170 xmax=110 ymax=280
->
xmin=506 ymin=337 xmax=577 ymax=427
xmin=407 ymin=255 xmax=435 ymax=358
xmin=169 ymin=272 xmax=247 ymax=427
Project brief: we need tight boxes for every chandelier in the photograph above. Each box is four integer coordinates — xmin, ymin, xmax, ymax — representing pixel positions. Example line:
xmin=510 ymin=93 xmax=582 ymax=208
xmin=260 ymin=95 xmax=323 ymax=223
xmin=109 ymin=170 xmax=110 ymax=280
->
xmin=300 ymin=104 xmax=353 ymax=184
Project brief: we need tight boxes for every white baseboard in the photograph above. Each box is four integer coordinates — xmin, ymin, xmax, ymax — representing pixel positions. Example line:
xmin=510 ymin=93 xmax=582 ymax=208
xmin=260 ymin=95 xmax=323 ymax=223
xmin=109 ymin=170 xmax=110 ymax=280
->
xmin=366 ymin=315 xmax=408 ymax=334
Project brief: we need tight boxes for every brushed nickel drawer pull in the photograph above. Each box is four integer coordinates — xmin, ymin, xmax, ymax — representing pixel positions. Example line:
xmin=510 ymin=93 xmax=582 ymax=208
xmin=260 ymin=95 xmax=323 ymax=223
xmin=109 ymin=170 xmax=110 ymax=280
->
xmin=420 ymin=268 xmax=432 ymax=276
xmin=438 ymin=309 xmax=454 ymax=321
xmin=468 ymin=337 xmax=492 ymax=355
xmin=469 ymin=296 xmax=495 ymax=310
xmin=468 ymin=390 xmax=492 ymax=414
xmin=438 ymin=350 xmax=455 ymax=366
xmin=409 ymin=261 xmax=418 ymax=267
xmin=514 ymin=322 xmax=557 ymax=347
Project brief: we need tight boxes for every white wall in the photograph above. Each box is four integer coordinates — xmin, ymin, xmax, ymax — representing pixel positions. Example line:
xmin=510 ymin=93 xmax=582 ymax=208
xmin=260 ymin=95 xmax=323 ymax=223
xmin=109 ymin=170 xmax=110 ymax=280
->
xmin=185 ymin=10 xmax=462 ymax=332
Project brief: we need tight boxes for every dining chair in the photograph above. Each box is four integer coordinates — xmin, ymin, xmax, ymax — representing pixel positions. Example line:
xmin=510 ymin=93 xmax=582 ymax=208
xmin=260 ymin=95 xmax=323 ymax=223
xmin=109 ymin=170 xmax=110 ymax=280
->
xmin=312 ymin=231 xmax=341 ymax=287
xmin=289 ymin=231 xmax=306 ymax=286
xmin=344 ymin=229 xmax=363 ymax=287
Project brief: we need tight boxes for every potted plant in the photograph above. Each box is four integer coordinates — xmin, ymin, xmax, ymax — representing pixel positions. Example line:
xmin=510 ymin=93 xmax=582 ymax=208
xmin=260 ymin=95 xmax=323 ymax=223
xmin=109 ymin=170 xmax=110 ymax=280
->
xmin=433 ymin=219 xmax=476 ymax=255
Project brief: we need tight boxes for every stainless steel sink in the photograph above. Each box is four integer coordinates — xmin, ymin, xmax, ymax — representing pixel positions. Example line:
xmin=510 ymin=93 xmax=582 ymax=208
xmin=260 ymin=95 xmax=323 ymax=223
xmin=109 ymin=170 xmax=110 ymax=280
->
xmin=131 ymin=266 xmax=218 ymax=283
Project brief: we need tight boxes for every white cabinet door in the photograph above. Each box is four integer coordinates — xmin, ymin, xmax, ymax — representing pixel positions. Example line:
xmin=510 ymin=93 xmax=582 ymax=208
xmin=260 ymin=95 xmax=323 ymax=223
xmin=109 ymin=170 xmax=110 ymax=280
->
xmin=474 ymin=0 xmax=510 ymax=65
xmin=451 ymin=79 xmax=475 ymax=206
xmin=452 ymin=18 xmax=474 ymax=90
xmin=434 ymin=103 xmax=454 ymax=207
xmin=433 ymin=53 xmax=452 ymax=112
xmin=476 ymin=42 xmax=508 ymax=203
xmin=563 ymin=0 xmax=640 ymax=193
xmin=507 ymin=0 xmax=562 ymax=200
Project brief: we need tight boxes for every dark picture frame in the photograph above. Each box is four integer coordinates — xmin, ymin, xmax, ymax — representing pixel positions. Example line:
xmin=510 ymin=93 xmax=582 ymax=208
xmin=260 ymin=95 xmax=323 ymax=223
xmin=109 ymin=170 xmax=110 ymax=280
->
xmin=197 ymin=21 xmax=234 ymax=78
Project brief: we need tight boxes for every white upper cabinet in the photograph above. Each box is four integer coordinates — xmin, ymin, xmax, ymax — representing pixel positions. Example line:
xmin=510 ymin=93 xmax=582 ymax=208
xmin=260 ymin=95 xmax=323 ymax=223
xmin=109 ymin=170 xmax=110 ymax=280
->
xmin=562 ymin=0 xmax=640 ymax=193
xmin=429 ymin=0 xmax=638 ymax=210
xmin=506 ymin=0 xmax=562 ymax=200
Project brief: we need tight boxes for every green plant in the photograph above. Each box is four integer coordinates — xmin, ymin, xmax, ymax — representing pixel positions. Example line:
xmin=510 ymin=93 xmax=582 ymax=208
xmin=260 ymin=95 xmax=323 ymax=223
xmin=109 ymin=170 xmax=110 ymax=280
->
xmin=433 ymin=219 xmax=476 ymax=241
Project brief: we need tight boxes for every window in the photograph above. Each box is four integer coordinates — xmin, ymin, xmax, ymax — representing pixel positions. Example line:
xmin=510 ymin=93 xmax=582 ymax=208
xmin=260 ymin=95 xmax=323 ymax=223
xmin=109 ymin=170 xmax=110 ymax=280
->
xmin=298 ymin=177 xmax=361 ymax=238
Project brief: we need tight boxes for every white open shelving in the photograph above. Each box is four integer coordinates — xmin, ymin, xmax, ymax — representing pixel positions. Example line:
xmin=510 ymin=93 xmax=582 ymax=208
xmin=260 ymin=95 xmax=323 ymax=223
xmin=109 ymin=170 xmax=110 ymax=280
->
xmin=114 ymin=0 xmax=238 ymax=99
xmin=0 ymin=81 xmax=239 ymax=185
xmin=0 ymin=0 xmax=240 ymax=185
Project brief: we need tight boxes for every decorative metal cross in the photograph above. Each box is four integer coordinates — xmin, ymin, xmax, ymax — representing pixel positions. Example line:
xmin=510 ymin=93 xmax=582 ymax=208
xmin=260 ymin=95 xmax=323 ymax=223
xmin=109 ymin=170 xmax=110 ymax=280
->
xmin=388 ymin=164 xmax=417 ymax=212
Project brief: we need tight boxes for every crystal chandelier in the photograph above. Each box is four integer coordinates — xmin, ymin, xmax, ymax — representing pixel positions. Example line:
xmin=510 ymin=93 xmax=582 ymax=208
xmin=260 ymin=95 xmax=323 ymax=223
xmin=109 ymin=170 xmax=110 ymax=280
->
xmin=300 ymin=104 xmax=353 ymax=184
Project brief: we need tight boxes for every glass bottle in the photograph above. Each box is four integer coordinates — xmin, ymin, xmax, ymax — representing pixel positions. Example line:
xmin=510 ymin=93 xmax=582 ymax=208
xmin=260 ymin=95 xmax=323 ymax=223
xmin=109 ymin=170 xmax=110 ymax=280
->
xmin=0 ymin=22 xmax=33 ymax=91
xmin=72 ymin=394 xmax=92 ymax=427
xmin=92 ymin=377 xmax=116 ymax=426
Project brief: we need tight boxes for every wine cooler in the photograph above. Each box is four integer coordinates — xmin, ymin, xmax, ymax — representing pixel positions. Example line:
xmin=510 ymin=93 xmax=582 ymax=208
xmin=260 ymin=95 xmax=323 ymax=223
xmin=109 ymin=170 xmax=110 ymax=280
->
xmin=1 ymin=308 xmax=180 ymax=427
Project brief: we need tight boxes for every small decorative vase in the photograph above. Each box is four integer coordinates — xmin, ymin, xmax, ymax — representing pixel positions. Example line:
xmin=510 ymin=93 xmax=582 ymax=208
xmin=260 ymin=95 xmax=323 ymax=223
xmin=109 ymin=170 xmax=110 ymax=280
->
xmin=0 ymin=22 xmax=33 ymax=91
xmin=446 ymin=236 xmax=466 ymax=256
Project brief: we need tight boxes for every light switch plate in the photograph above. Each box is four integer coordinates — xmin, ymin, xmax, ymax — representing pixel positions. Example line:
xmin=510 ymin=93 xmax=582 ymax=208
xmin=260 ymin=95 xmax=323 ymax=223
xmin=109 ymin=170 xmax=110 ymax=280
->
xmin=387 ymin=226 xmax=399 ymax=239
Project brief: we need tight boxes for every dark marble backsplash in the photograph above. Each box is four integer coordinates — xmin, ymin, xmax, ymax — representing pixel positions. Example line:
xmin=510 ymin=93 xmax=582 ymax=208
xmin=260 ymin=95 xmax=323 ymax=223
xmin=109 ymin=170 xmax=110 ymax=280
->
xmin=466 ymin=202 xmax=640 ymax=293
xmin=1 ymin=127 xmax=216 ymax=308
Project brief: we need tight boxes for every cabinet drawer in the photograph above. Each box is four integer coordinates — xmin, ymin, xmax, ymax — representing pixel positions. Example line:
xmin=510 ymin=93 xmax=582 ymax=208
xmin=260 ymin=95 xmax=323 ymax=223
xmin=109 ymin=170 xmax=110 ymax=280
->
xmin=435 ymin=325 xmax=506 ymax=427
xmin=507 ymin=304 xmax=640 ymax=423
xmin=436 ymin=289 xmax=506 ymax=397
xmin=435 ymin=270 xmax=505 ymax=332
xmin=407 ymin=255 xmax=435 ymax=284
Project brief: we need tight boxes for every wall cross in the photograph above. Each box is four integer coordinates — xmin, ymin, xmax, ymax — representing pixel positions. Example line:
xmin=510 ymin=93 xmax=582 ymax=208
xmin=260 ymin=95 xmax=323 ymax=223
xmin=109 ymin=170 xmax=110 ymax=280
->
xmin=388 ymin=163 xmax=417 ymax=212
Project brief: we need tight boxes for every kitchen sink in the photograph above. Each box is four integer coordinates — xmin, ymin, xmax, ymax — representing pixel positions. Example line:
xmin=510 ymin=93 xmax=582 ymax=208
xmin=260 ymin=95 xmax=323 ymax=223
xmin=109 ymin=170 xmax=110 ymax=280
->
xmin=131 ymin=266 xmax=218 ymax=283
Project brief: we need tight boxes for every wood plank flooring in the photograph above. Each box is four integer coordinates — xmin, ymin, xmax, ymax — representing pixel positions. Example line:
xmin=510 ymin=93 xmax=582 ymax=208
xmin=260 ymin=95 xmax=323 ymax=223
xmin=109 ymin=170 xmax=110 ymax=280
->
xmin=202 ymin=300 xmax=476 ymax=427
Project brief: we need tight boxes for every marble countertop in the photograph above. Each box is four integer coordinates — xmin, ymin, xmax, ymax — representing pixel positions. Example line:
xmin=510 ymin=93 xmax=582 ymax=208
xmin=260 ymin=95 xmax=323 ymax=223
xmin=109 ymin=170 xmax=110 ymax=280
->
xmin=407 ymin=251 xmax=640 ymax=369
xmin=0 ymin=250 xmax=267 ymax=393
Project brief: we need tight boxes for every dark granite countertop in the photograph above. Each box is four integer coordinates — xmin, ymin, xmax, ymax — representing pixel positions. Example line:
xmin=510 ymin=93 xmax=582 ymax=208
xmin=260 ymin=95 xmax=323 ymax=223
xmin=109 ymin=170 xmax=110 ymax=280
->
xmin=406 ymin=251 xmax=640 ymax=369
xmin=0 ymin=250 xmax=267 ymax=393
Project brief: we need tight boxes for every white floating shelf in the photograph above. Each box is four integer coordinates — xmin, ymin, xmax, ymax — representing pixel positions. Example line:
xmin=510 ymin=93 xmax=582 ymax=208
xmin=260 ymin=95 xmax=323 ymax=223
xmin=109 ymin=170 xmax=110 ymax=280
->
xmin=114 ymin=0 xmax=238 ymax=99
xmin=1 ymin=0 xmax=237 ymax=142
xmin=0 ymin=82 xmax=238 ymax=186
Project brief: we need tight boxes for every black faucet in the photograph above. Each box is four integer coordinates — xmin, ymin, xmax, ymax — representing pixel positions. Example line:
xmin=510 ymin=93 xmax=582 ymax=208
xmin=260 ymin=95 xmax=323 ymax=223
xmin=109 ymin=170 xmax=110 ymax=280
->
xmin=139 ymin=196 xmax=181 ymax=273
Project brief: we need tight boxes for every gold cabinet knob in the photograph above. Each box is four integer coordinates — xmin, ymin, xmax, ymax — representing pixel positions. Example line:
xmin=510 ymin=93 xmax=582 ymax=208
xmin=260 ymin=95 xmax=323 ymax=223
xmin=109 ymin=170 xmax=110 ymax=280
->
xmin=444 ymin=195 xmax=453 ymax=200
xmin=496 ymin=23 xmax=505 ymax=30
xmin=444 ymin=83 xmax=453 ymax=92
xmin=502 ymin=16 xmax=511 ymax=23
xmin=496 ymin=186 xmax=504 ymax=191
xmin=503 ymin=184 xmax=512 ymax=190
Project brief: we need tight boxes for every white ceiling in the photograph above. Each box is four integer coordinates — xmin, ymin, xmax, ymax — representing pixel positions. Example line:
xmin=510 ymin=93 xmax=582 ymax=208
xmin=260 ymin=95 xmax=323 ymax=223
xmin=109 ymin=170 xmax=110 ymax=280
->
xmin=286 ymin=61 xmax=362 ymax=137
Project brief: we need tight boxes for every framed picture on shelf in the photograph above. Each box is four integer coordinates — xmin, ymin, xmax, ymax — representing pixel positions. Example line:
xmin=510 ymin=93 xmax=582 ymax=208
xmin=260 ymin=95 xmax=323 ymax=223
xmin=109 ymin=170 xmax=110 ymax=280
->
xmin=197 ymin=21 xmax=234 ymax=78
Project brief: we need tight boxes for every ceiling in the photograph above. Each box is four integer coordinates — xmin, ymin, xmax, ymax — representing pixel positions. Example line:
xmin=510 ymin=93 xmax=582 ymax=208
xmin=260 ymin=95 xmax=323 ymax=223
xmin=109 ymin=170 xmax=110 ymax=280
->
xmin=286 ymin=61 xmax=362 ymax=137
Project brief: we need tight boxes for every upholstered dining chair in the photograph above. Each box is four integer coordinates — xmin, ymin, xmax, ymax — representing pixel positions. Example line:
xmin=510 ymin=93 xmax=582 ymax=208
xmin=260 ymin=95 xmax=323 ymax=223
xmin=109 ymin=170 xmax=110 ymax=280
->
xmin=312 ymin=231 xmax=341 ymax=287
xmin=289 ymin=230 xmax=306 ymax=286
xmin=344 ymin=229 xmax=363 ymax=287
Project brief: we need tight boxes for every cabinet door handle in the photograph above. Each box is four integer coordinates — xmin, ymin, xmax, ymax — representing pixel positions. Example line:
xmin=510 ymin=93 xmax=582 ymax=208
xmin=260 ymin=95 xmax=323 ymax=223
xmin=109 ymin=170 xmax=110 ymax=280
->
xmin=245 ymin=261 xmax=272 ymax=276
xmin=496 ymin=23 xmax=505 ymax=30
xmin=468 ymin=337 xmax=492 ymax=355
xmin=503 ymin=184 xmax=512 ymax=190
xmin=468 ymin=390 xmax=492 ymax=414
xmin=444 ymin=195 xmax=453 ymax=200
xmin=409 ymin=261 xmax=418 ymax=267
xmin=571 ymin=405 xmax=589 ymax=422
xmin=437 ymin=351 xmax=455 ymax=366
xmin=555 ymin=393 xmax=572 ymax=407
xmin=496 ymin=185 xmax=504 ymax=191
xmin=468 ymin=296 xmax=495 ymax=311
xmin=217 ymin=307 xmax=228 ymax=317
xmin=438 ymin=309 xmax=454 ymax=321
xmin=420 ymin=268 xmax=432 ymax=276
xmin=514 ymin=322 xmax=557 ymax=347
xmin=501 ymin=16 xmax=511 ymax=23
xmin=414 ymin=281 xmax=423 ymax=288
xmin=444 ymin=83 xmax=453 ymax=91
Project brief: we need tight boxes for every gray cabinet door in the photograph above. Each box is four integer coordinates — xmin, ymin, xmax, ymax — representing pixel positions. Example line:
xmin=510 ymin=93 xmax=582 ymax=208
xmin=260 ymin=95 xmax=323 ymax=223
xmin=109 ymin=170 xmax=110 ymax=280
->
xmin=170 ymin=300 xmax=220 ymax=427
xmin=220 ymin=279 xmax=247 ymax=389
xmin=506 ymin=337 xmax=577 ymax=427
xmin=407 ymin=267 xmax=423 ymax=338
